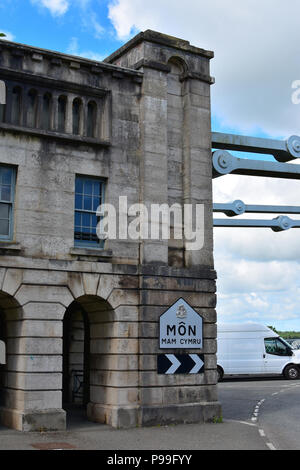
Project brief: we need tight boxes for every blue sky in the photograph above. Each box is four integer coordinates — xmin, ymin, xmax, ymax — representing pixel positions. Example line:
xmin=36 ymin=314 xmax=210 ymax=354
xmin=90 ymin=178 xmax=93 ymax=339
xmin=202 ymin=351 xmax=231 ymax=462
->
xmin=1 ymin=0 xmax=124 ymax=60
xmin=2 ymin=0 xmax=300 ymax=331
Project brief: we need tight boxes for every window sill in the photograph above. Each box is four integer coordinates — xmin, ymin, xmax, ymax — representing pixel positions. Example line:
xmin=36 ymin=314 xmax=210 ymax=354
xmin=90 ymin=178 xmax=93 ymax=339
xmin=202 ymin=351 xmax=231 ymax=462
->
xmin=0 ymin=123 xmax=111 ymax=148
xmin=70 ymin=247 xmax=113 ymax=258
xmin=0 ymin=242 xmax=22 ymax=255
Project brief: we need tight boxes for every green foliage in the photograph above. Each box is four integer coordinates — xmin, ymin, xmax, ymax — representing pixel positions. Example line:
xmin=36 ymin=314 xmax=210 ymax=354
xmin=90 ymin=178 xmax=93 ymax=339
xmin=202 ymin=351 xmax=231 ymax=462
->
xmin=212 ymin=415 xmax=223 ymax=424
xmin=0 ymin=33 xmax=6 ymax=38
xmin=278 ymin=331 xmax=300 ymax=339
xmin=267 ymin=326 xmax=300 ymax=339
xmin=268 ymin=326 xmax=279 ymax=334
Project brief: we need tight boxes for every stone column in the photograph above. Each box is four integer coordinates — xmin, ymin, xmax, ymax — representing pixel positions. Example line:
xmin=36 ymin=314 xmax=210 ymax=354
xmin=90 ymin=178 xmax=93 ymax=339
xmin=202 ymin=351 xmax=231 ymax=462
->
xmin=181 ymin=73 xmax=214 ymax=268
xmin=138 ymin=64 xmax=169 ymax=264
xmin=105 ymin=30 xmax=221 ymax=427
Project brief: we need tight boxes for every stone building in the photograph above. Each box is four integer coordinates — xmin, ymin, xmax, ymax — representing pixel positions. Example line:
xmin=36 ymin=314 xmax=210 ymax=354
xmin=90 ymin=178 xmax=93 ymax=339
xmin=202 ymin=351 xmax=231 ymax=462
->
xmin=0 ymin=30 xmax=221 ymax=431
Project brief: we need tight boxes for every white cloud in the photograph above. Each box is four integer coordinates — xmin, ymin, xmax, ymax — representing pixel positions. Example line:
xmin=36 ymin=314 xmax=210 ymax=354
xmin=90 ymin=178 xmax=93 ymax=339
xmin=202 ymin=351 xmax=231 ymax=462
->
xmin=108 ymin=0 xmax=300 ymax=137
xmin=107 ymin=0 xmax=300 ymax=329
xmin=66 ymin=37 xmax=105 ymax=62
xmin=80 ymin=11 xmax=105 ymax=39
xmin=31 ymin=0 xmax=69 ymax=16
xmin=90 ymin=13 xmax=105 ymax=39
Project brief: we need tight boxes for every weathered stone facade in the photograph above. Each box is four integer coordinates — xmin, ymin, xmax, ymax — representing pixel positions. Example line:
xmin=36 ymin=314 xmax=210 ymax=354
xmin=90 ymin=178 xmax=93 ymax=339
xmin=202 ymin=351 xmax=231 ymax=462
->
xmin=0 ymin=30 xmax=221 ymax=431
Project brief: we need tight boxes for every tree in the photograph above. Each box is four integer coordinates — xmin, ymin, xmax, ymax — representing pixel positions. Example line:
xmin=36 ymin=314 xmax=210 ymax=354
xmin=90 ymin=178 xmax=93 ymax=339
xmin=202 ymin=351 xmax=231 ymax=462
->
xmin=0 ymin=33 xmax=6 ymax=38
xmin=267 ymin=325 xmax=279 ymax=334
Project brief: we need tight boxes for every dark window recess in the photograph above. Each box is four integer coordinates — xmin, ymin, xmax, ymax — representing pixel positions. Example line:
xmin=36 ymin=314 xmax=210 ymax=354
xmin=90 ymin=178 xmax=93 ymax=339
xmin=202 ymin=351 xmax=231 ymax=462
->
xmin=57 ymin=95 xmax=67 ymax=132
xmin=27 ymin=89 xmax=38 ymax=128
xmin=0 ymin=81 xmax=104 ymax=141
xmin=11 ymin=87 xmax=22 ymax=125
xmin=86 ymin=101 xmax=97 ymax=138
xmin=42 ymin=92 xmax=51 ymax=130
xmin=72 ymin=98 xmax=81 ymax=135
xmin=0 ymin=104 xmax=4 ymax=123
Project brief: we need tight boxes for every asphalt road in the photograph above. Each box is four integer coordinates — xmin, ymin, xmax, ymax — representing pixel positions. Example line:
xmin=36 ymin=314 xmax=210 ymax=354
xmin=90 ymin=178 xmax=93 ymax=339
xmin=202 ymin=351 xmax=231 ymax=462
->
xmin=219 ymin=376 xmax=300 ymax=450
xmin=0 ymin=377 xmax=299 ymax=452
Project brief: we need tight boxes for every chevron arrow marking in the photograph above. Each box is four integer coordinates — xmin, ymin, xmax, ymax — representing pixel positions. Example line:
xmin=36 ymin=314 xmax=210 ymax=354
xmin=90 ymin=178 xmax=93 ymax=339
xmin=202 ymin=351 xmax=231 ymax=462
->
xmin=189 ymin=354 xmax=204 ymax=374
xmin=165 ymin=354 xmax=181 ymax=374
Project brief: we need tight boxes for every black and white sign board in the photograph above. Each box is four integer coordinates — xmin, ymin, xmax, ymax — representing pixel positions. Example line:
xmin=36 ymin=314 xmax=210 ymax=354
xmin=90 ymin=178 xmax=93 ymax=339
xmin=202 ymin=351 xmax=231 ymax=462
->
xmin=159 ymin=298 xmax=203 ymax=349
xmin=157 ymin=354 xmax=204 ymax=375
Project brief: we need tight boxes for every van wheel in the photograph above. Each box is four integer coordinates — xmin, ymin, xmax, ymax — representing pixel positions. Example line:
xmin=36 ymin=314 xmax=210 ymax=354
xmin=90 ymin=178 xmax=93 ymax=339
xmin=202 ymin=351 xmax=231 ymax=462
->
xmin=217 ymin=366 xmax=224 ymax=382
xmin=283 ymin=364 xmax=300 ymax=380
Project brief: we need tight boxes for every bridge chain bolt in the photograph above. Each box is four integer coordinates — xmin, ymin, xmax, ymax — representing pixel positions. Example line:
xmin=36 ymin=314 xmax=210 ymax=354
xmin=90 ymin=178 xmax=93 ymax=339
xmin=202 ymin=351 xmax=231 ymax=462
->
xmin=287 ymin=135 xmax=300 ymax=158
xmin=213 ymin=150 xmax=234 ymax=175
xmin=272 ymin=215 xmax=293 ymax=232
xmin=233 ymin=200 xmax=245 ymax=215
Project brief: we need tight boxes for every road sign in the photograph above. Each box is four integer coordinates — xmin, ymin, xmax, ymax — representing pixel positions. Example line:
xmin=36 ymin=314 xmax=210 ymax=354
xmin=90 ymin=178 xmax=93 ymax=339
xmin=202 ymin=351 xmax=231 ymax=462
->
xmin=157 ymin=354 xmax=204 ymax=375
xmin=159 ymin=298 xmax=203 ymax=349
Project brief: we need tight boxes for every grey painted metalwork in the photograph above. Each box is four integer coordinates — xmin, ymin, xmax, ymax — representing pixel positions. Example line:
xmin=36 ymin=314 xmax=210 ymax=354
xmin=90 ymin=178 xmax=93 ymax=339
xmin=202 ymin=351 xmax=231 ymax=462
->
xmin=213 ymin=200 xmax=300 ymax=217
xmin=211 ymin=132 xmax=300 ymax=162
xmin=212 ymin=150 xmax=300 ymax=179
xmin=213 ymin=215 xmax=300 ymax=232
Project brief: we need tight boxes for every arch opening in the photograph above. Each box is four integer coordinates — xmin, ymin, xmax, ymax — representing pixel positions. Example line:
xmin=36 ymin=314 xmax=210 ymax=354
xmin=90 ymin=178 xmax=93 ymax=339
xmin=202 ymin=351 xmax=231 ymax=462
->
xmin=62 ymin=294 xmax=115 ymax=426
xmin=0 ymin=291 xmax=23 ymax=419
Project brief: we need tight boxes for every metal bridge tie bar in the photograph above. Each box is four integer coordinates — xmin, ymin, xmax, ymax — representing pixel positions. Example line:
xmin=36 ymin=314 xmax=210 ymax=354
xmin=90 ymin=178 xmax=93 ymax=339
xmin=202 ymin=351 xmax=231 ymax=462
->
xmin=213 ymin=215 xmax=300 ymax=232
xmin=213 ymin=200 xmax=300 ymax=217
xmin=211 ymin=132 xmax=300 ymax=163
xmin=212 ymin=150 xmax=300 ymax=179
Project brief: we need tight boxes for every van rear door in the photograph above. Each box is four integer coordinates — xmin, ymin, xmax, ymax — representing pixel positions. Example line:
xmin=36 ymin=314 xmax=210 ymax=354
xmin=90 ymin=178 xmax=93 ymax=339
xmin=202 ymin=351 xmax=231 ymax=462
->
xmin=263 ymin=337 xmax=292 ymax=374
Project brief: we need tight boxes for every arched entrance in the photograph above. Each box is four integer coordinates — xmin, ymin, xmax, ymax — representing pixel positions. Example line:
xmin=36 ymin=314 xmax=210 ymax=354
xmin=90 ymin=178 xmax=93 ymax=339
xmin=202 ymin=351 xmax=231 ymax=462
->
xmin=62 ymin=294 xmax=115 ymax=425
xmin=0 ymin=306 xmax=6 ymax=408
xmin=0 ymin=290 xmax=23 ymax=427
xmin=63 ymin=301 xmax=90 ymax=416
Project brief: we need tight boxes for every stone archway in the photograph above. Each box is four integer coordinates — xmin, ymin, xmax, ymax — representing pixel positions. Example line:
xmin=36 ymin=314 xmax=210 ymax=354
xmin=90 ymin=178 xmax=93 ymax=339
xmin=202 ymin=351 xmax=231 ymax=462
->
xmin=63 ymin=300 xmax=90 ymax=414
xmin=62 ymin=293 xmax=132 ymax=426
xmin=0 ymin=290 xmax=24 ymax=428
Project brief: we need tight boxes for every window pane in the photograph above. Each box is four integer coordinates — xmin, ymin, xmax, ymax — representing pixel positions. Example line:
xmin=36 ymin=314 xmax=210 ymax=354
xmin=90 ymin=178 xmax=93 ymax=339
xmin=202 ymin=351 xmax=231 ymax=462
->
xmin=1 ymin=185 xmax=11 ymax=202
xmin=82 ymin=212 xmax=90 ymax=227
xmin=93 ymin=181 xmax=100 ymax=195
xmin=75 ymin=177 xmax=83 ymax=194
xmin=0 ymin=219 xmax=9 ymax=236
xmin=93 ymin=196 xmax=100 ymax=211
xmin=1 ymin=168 xmax=12 ymax=185
xmin=0 ymin=203 xmax=9 ymax=219
xmin=75 ymin=212 xmax=81 ymax=226
xmin=84 ymin=179 xmax=93 ymax=196
xmin=83 ymin=195 xmax=92 ymax=211
xmin=75 ymin=194 xmax=82 ymax=210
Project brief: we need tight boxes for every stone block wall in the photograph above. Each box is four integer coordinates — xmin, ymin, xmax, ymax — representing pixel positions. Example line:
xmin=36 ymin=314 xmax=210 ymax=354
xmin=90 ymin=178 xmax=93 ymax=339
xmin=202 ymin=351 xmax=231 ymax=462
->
xmin=0 ymin=30 xmax=221 ymax=431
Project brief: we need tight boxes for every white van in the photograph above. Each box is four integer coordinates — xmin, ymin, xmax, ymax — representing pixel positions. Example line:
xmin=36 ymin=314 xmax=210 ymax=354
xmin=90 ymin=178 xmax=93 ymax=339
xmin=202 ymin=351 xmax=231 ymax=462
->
xmin=217 ymin=323 xmax=300 ymax=381
xmin=0 ymin=340 xmax=5 ymax=364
